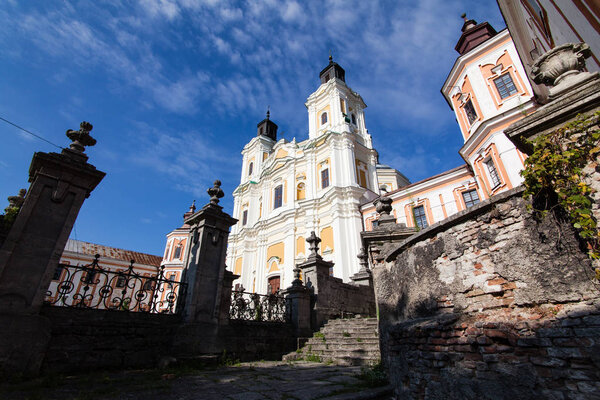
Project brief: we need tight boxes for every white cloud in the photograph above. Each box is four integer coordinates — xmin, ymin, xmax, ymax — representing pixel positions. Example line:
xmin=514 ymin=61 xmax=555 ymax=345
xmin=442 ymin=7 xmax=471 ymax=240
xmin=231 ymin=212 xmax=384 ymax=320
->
xmin=138 ymin=0 xmax=180 ymax=20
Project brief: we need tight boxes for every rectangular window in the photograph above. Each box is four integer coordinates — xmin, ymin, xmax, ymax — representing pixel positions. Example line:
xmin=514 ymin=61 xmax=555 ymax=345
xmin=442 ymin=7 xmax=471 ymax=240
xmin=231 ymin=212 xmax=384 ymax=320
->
xmin=242 ymin=210 xmax=248 ymax=225
xmin=173 ymin=246 xmax=182 ymax=260
xmin=53 ymin=265 xmax=64 ymax=281
xmin=321 ymin=168 xmax=330 ymax=189
xmin=274 ymin=185 xmax=283 ymax=209
xmin=485 ymin=159 xmax=502 ymax=189
xmin=464 ymin=99 xmax=477 ymax=125
xmin=462 ymin=189 xmax=480 ymax=208
xmin=493 ymin=73 xmax=518 ymax=99
xmin=169 ymin=274 xmax=176 ymax=282
xmin=116 ymin=275 xmax=126 ymax=288
xmin=413 ymin=205 xmax=428 ymax=229
xmin=371 ymin=220 xmax=379 ymax=229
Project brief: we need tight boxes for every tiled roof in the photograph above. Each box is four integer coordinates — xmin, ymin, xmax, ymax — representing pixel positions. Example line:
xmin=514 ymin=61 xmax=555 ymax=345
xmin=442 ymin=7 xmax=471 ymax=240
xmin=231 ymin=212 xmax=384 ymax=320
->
xmin=63 ymin=239 xmax=163 ymax=267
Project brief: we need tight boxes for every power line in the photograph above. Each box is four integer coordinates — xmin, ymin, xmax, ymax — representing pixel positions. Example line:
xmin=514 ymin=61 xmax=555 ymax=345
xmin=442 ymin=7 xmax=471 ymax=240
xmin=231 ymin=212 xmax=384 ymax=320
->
xmin=0 ymin=115 xmax=64 ymax=150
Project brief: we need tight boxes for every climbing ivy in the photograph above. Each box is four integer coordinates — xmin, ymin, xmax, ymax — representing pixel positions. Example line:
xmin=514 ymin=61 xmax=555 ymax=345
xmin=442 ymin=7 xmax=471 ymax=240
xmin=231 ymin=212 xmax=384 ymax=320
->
xmin=521 ymin=111 xmax=600 ymax=268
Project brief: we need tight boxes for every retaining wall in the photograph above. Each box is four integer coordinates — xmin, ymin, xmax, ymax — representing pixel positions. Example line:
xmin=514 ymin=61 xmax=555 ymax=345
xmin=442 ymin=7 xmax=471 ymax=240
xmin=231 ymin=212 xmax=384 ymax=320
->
xmin=370 ymin=187 xmax=600 ymax=399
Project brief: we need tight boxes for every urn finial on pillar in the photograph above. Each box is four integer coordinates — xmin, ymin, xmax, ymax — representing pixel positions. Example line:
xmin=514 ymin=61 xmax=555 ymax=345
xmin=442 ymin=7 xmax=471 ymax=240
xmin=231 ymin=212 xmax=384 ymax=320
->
xmin=66 ymin=121 xmax=96 ymax=153
xmin=207 ymin=180 xmax=224 ymax=206
xmin=531 ymin=43 xmax=596 ymax=100
xmin=306 ymin=231 xmax=322 ymax=260
xmin=374 ymin=193 xmax=396 ymax=227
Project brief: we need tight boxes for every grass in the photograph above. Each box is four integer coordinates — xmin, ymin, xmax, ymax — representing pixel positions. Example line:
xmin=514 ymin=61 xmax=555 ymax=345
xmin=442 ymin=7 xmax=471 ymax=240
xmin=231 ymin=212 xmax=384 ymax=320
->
xmin=314 ymin=332 xmax=326 ymax=342
xmin=304 ymin=354 xmax=322 ymax=362
xmin=342 ymin=331 xmax=351 ymax=337
xmin=356 ymin=338 xmax=363 ymax=342
xmin=355 ymin=361 xmax=388 ymax=388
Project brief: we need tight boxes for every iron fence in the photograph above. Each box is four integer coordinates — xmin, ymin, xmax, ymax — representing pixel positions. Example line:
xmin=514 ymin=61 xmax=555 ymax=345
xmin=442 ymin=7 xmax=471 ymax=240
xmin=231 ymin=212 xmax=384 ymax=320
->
xmin=45 ymin=255 xmax=186 ymax=314
xmin=230 ymin=288 xmax=289 ymax=322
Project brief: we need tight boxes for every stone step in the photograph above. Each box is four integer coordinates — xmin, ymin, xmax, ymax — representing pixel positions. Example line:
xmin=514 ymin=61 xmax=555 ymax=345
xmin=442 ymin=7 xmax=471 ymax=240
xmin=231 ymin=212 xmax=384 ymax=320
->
xmin=320 ymin=355 xmax=381 ymax=366
xmin=284 ymin=317 xmax=381 ymax=366
xmin=306 ymin=343 xmax=380 ymax=352
xmin=319 ymin=331 xmax=379 ymax=338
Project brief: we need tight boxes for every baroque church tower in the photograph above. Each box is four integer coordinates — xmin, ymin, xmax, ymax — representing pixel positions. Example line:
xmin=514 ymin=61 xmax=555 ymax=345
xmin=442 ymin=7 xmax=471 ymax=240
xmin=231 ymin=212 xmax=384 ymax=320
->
xmin=227 ymin=58 xmax=407 ymax=294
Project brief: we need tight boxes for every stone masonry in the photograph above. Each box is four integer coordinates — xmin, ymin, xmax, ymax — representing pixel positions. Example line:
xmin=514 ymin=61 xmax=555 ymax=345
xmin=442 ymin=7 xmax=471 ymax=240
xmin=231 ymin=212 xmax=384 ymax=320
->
xmin=366 ymin=187 xmax=600 ymax=399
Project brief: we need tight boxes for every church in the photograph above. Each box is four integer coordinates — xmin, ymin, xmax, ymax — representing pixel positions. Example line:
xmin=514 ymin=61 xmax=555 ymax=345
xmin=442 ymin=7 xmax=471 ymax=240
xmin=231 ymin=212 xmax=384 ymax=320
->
xmin=226 ymin=57 xmax=408 ymax=294
xmin=160 ymin=10 xmax=589 ymax=296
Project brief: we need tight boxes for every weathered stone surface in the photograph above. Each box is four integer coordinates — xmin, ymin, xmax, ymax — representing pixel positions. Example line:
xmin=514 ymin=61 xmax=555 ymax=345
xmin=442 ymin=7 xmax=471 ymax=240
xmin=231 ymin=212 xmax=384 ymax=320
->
xmin=366 ymin=187 xmax=600 ymax=399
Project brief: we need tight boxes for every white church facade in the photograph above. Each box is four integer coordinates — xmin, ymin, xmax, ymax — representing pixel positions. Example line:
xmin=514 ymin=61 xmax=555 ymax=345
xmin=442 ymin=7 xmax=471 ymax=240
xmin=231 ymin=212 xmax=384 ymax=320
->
xmin=226 ymin=58 xmax=408 ymax=294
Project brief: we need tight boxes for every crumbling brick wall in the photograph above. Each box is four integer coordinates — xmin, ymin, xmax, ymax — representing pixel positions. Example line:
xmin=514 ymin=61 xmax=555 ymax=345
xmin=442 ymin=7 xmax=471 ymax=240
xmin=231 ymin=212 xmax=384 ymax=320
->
xmin=370 ymin=187 xmax=600 ymax=399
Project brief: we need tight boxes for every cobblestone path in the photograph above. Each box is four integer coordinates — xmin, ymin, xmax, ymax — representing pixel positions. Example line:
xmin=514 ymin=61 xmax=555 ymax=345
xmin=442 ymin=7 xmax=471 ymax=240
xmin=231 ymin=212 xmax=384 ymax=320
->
xmin=1 ymin=361 xmax=393 ymax=400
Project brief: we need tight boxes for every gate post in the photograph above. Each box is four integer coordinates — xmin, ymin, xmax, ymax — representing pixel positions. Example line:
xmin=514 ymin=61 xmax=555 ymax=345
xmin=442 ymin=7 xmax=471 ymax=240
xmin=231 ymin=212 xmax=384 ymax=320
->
xmin=0 ymin=122 xmax=105 ymax=375
xmin=282 ymin=266 xmax=311 ymax=338
xmin=180 ymin=180 xmax=237 ymax=324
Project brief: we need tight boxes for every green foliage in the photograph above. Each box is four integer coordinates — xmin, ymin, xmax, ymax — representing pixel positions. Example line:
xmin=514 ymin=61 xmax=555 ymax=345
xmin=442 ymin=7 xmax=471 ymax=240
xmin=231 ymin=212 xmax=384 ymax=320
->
xmin=342 ymin=331 xmax=351 ymax=337
xmin=356 ymin=361 xmax=388 ymax=388
xmin=304 ymin=354 xmax=322 ymax=362
xmin=521 ymin=111 xmax=600 ymax=269
xmin=314 ymin=331 xmax=326 ymax=342
xmin=0 ymin=206 xmax=19 ymax=238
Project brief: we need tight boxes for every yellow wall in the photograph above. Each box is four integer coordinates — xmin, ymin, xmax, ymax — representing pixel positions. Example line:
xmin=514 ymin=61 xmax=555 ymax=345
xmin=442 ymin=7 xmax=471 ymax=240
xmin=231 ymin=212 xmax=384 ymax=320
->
xmin=296 ymin=236 xmax=305 ymax=256
xmin=266 ymin=242 xmax=285 ymax=271
xmin=234 ymin=257 xmax=243 ymax=275
xmin=320 ymin=226 xmax=334 ymax=253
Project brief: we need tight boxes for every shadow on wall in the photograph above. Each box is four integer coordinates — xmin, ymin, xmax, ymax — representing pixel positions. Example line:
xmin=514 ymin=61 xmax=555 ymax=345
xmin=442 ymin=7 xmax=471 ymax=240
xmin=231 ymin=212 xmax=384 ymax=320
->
xmin=371 ymin=187 xmax=600 ymax=400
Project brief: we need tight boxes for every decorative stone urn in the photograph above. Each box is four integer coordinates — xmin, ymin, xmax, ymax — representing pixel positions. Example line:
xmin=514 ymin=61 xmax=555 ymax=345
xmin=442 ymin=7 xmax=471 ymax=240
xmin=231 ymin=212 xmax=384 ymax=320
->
xmin=531 ymin=43 xmax=595 ymax=100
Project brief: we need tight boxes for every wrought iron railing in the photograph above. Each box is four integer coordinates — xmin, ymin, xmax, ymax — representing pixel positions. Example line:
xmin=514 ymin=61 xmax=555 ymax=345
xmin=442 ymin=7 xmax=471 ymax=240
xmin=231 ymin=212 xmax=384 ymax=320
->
xmin=230 ymin=288 xmax=289 ymax=322
xmin=45 ymin=255 xmax=187 ymax=314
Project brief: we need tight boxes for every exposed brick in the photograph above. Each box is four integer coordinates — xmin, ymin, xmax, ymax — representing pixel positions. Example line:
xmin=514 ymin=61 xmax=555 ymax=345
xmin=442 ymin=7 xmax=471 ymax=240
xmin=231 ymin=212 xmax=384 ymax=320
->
xmin=487 ymin=278 xmax=508 ymax=286
xmin=465 ymin=327 xmax=481 ymax=335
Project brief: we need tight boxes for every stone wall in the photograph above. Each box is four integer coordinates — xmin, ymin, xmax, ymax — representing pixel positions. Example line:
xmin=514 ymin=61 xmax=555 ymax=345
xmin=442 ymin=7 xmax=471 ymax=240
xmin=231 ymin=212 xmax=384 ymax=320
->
xmin=301 ymin=258 xmax=376 ymax=330
xmin=220 ymin=321 xmax=297 ymax=361
xmin=312 ymin=275 xmax=375 ymax=319
xmin=368 ymin=187 xmax=600 ymax=399
xmin=41 ymin=306 xmax=181 ymax=373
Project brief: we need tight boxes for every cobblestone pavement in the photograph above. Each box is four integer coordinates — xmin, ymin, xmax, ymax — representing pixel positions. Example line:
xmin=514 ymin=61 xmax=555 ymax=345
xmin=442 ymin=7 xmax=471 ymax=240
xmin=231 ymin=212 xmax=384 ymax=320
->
xmin=1 ymin=361 xmax=393 ymax=400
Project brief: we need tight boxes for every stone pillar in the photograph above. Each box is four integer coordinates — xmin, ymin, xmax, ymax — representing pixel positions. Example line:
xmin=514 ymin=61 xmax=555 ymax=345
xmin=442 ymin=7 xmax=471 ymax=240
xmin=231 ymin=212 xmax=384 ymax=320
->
xmin=350 ymin=248 xmax=372 ymax=287
xmin=0 ymin=121 xmax=105 ymax=376
xmin=181 ymin=180 xmax=237 ymax=324
xmin=282 ymin=266 xmax=311 ymax=337
xmin=298 ymin=231 xmax=335 ymax=329
xmin=218 ymin=270 xmax=239 ymax=325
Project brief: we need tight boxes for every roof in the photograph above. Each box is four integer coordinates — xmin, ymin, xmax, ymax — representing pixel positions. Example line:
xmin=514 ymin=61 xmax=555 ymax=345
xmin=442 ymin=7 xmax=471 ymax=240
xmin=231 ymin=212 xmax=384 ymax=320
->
xmin=360 ymin=164 xmax=471 ymax=208
xmin=63 ymin=239 xmax=163 ymax=267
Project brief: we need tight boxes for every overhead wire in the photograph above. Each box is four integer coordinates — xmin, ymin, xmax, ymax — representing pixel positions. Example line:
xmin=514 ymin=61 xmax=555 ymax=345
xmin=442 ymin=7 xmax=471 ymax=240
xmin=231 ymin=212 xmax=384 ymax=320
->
xmin=0 ymin=115 xmax=64 ymax=150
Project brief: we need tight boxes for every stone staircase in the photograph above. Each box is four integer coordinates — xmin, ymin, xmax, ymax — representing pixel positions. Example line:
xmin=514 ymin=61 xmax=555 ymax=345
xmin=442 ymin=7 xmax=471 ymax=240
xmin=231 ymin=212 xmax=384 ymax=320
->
xmin=284 ymin=317 xmax=380 ymax=366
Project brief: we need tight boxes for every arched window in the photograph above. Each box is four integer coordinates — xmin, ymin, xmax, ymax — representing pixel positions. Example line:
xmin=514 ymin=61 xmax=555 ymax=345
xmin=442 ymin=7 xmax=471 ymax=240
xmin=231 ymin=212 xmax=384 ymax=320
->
xmin=351 ymin=113 xmax=357 ymax=125
xmin=297 ymin=183 xmax=306 ymax=200
xmin=248 ymin=162 xmax=253 ymax=176
xmin=321 ymin=112 xmax=328 ymax=125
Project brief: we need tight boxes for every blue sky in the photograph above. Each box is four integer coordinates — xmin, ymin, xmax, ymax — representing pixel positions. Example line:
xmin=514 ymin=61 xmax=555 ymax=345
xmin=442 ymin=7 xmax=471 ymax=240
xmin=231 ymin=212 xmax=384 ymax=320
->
xmin=0 ymin=0 xmax=505 ymax=256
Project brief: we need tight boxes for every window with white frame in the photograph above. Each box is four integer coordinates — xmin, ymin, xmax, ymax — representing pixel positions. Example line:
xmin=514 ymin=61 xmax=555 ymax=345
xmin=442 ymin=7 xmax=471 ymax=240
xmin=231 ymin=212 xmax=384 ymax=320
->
xmin=413 ymin=205 xmax=428 ymax=229
xmin=242 ymin=209 xmax=248 ymax=226
xmin=493 ymin=73 xmax=518 ymax=99
xmin=462 ymin=189 xmax=480 ymax=208
xmin=485 ymin=159 xmax=502 ymax=189
xmin=463 ymin=99 xmax=477 ymax=125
